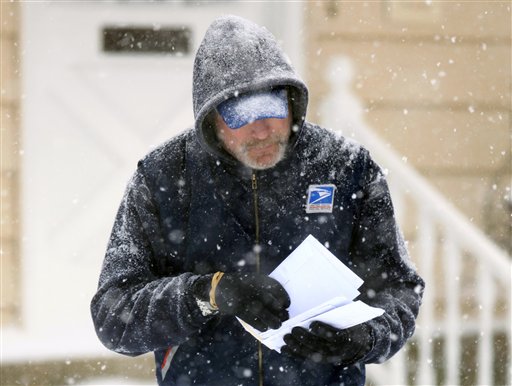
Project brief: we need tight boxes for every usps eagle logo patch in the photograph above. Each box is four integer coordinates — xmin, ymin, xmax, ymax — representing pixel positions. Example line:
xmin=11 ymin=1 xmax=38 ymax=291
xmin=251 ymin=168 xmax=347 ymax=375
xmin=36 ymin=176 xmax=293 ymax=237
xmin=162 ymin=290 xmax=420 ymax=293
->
xmin=306 ymin=184 xmax=336 ymax=213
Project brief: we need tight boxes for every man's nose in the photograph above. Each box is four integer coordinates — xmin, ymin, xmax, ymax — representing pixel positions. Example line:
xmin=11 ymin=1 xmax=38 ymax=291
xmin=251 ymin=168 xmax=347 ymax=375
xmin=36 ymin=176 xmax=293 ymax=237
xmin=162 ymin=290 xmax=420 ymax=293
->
xmin=250 ymin=119 xmax=272 ymax=140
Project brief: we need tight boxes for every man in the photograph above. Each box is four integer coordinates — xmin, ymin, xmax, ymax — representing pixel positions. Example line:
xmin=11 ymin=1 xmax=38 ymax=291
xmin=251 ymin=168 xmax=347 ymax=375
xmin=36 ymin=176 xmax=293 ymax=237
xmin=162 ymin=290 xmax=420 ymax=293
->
xmin=91 ymin=15 xmax=424 ymax=386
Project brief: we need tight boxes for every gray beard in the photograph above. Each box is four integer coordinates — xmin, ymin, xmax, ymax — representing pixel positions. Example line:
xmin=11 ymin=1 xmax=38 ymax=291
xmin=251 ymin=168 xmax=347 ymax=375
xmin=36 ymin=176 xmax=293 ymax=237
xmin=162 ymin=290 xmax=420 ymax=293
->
xmin=235 ymin=142 xmax=288 ymax=170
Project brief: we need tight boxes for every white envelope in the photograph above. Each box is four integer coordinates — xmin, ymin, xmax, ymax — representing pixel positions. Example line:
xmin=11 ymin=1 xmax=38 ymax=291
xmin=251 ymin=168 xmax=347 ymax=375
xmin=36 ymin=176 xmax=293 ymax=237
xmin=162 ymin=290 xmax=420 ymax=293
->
xmin=237 ymin=235 xmax=385 ymax=352
xmin=269 ymin=235 xmax=363 ymax=318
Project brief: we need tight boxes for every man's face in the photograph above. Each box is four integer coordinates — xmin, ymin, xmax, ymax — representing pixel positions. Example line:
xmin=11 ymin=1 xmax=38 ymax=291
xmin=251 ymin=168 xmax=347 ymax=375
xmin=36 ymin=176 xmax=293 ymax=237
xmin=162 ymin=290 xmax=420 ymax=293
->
xmin=215 ymin=113 xmax=292 ymax=170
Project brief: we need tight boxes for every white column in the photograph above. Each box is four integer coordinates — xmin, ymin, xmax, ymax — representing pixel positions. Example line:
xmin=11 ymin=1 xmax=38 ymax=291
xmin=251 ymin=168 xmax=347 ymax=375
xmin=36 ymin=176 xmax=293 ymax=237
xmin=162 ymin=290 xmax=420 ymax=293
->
xmin=477 ymin=261 xmax=494 ymax=385
xmin=444 ymin=232 xmax=461 ymax=385
xmin=416 ymin=207 xmax=435 ymax=385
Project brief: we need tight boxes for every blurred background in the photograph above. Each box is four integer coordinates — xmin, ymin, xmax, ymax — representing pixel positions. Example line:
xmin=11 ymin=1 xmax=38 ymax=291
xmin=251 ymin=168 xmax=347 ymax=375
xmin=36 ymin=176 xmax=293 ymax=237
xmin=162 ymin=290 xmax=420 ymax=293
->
xmin=1 ymin=1 xmax=510 ymax=385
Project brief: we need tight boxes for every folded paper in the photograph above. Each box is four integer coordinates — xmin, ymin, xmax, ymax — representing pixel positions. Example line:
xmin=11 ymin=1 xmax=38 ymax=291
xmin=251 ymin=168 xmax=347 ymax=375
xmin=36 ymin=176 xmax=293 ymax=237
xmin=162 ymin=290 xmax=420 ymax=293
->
xmin=238 ymin=235 xmax=384 ymax=352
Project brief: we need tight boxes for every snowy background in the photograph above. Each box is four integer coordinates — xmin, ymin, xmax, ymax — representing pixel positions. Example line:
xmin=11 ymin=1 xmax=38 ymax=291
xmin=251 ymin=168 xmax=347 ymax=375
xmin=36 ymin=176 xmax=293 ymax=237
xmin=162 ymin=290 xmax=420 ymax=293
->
xmin=1 ymin=1 xmax=510 ymax=385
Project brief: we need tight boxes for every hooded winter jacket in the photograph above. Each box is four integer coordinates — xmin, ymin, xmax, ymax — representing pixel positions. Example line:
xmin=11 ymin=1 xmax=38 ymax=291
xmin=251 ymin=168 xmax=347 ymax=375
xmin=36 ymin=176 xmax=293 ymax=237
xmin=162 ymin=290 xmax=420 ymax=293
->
xmin=91 ymin=15 xmax=424 ymax=386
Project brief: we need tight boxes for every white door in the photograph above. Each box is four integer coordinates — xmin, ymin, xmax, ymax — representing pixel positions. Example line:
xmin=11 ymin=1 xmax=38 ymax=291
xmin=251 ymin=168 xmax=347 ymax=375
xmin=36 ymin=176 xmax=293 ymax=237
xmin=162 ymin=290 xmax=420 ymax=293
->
xmin=19 ymin=2 xmax=302 ymax=357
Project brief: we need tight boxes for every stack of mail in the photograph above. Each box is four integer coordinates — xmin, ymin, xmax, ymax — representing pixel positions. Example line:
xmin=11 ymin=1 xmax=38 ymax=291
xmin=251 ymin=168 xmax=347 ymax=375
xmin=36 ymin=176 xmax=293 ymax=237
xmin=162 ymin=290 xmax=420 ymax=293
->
xmin=238 ymin=235 xmax=384 ymax=352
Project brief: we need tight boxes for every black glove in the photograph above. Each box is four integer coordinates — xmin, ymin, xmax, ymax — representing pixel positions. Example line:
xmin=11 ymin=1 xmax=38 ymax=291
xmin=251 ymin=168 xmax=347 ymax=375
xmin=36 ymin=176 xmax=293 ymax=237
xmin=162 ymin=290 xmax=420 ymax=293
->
xmin=215 ymin=273 xmax=290 ymax=331
xmin=281 ymin=322 xmax=373 ymax=366
xmin=192 ymin=272 xmax=290 ymax=331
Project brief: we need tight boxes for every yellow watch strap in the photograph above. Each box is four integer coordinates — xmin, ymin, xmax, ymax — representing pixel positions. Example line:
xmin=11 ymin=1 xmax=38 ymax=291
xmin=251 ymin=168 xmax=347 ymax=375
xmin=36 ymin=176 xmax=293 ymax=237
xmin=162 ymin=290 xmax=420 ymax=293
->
xmin=209 ymin=271 xmax=224 ymax=310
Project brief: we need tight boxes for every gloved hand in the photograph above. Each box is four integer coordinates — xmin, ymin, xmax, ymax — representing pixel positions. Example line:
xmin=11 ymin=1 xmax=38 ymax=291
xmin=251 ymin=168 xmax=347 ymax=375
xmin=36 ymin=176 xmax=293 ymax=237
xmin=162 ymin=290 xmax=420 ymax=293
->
xmin=281 ymin=322 xmax=373 ymax=366
xmin=215 ymin=272 xmax=290 ymax=331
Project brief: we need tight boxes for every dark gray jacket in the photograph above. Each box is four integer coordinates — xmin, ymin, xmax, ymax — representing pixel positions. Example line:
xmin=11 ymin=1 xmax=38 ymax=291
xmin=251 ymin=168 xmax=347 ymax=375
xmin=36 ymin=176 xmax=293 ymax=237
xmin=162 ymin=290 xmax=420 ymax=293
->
xmin=91 ymin=15 xmax=424 ymax=386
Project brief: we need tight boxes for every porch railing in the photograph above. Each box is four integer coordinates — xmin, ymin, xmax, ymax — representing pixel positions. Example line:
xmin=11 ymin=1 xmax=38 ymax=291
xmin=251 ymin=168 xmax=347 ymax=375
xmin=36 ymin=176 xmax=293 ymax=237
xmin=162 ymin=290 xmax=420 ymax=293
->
xmin=320 ymin=56 xmax=510 ymax=385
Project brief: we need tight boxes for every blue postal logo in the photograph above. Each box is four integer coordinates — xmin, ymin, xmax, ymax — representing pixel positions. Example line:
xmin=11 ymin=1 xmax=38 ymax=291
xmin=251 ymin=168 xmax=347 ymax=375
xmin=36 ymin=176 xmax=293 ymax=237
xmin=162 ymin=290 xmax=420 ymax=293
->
xmin=306 ymin=184 xmax=336 ymax=213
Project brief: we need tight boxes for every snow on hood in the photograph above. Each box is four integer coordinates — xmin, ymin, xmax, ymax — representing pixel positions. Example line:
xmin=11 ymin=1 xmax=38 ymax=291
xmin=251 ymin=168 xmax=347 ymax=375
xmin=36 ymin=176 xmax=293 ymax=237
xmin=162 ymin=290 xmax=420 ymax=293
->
xmin=192 ymin=15 xmax=308 ymax=160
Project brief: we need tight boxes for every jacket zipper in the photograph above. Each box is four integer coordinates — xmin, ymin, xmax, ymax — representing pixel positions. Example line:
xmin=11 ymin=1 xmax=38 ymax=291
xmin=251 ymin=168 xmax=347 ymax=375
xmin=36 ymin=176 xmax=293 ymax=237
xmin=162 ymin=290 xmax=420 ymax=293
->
xmin=252 ymin=173 xmax=260 ymax=272
xmin=252 ymin=172 xmax=263 ymax=386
